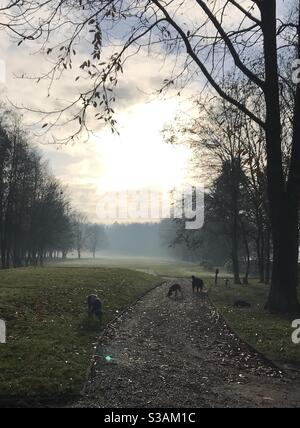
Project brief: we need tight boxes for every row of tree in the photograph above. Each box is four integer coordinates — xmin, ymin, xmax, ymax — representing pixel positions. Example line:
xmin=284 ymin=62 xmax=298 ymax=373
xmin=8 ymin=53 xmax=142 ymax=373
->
xmin=0 ymin=108 xmax=106 ymax=268
xmin=168 ymin=75 xmax=293 ymax=286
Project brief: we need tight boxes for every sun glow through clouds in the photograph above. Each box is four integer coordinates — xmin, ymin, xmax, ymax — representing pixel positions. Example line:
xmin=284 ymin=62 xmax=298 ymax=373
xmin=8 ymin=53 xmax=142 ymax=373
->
xmin=93 ymin=100 xmax=191 ymax=196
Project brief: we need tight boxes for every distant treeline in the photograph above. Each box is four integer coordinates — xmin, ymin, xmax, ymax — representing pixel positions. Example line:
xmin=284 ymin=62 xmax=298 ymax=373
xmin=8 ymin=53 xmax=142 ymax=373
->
xmin=104 ymin=222 xmax=174 ymax=258
xmin=0 ymin=108 xmax=105 ymax=269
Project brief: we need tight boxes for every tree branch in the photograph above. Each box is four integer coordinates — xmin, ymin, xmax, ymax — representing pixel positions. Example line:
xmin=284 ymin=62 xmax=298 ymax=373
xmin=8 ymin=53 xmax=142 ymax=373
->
xmin=151 ymin=0 xmax=265 ymax=129
xmin=195 ymin=0 xmax=265 ymax=90
xmin=227 ymin=0 xmax=261 ymax=25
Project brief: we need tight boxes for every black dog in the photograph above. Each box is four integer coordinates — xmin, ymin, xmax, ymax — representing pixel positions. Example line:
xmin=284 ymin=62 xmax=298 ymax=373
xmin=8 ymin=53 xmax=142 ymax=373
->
xmin=87 ymin=294 xmax=103 ymax=321
xmin=233 ymin=300 xmax=251 ymax=308
xmin=191 ymin=276 xmax=204 ymax=293
xmin=167 ymin=283 xmax=183 ymax=298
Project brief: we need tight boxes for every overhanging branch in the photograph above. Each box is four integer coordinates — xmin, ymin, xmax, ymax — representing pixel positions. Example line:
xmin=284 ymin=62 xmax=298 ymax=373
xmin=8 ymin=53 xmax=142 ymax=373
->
xmin=151 ymin=0 xmax=265 ymax=129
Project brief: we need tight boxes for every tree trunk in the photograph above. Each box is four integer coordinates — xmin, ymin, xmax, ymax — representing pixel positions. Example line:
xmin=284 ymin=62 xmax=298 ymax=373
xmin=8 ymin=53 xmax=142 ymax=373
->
xmin=256 ymin=235 xmax=265 ymax=283
xmin=261 ymin=0 xmax=300 ymax=312
xmin=264 ymin=228 xmax=271 ymax=285
xmin=231 ymin=236 xmax=241 ymax=285
xmin=255 ymin=214 xmax=265 ymax=283
xmin=243 ymin=242 xmax=250 ymax=285
xmin=231 ymin=160 xmax=241 ymax=285
xmin=266 ymin=195 xmax=299 ymax=312
xmin=240 ymin=218 xmax=250 ymax=284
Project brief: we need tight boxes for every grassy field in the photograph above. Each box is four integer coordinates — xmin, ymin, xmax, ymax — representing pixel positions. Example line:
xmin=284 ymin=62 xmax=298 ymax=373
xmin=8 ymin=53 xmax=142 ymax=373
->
xmin=208 ymin=279 xmax=300 ymax=368
xmin=49 ymin=256 xmax=215 ymax=279
xmin=50 ymin=257 xmax=300 ymax=368
xmin=0 ymin=266 xmax=162 ymax=402
xmin=1 ymin=257 xmax=299 ymax=404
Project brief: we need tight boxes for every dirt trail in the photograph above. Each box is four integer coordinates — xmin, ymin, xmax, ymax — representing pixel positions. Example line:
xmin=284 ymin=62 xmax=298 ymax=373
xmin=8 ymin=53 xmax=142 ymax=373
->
xmin=78 ymin=280 xmax=300 ymax=408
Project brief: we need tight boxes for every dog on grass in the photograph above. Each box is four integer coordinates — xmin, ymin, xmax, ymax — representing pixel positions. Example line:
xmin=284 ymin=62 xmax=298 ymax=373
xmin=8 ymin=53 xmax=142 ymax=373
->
xmin=167 ymin=283 xmax=183 ymax=298
xmin=87 ymin=294 xmax=103 ymax=321
xmin=233 ymin=300 xmax=251 ymax=308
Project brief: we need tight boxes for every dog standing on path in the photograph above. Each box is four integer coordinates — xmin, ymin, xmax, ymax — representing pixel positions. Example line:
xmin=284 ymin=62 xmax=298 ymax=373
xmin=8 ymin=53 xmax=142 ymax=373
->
xmin=191 ymin=276 xmax=204 ymax=293
xmin=167 ymin=283 xmax=183 ymax=298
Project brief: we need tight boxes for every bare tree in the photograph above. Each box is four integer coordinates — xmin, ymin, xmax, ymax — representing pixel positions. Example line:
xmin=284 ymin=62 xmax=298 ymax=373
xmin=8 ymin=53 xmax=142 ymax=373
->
xmin=0 ymin=106 xmax=75 ymax=268
xmin=86 ymin=223 xmax=106 ymax=258
xmin=179 ymin=81 xmax=271 ymax=284
xmin=72 ymin=212 xmax=87 ymax=259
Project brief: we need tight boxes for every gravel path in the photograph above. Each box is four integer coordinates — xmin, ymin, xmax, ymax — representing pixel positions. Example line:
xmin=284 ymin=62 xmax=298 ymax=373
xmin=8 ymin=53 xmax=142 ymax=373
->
xmin=78 ymin=279 xmax=300 ymax=408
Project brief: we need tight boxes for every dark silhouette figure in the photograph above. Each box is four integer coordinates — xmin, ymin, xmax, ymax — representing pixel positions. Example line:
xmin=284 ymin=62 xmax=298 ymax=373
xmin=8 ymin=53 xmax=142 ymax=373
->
xmin=215 ymin=269 xmax=219 ymax=286
xmin=191 ymin=276 xmax=204 ymax=293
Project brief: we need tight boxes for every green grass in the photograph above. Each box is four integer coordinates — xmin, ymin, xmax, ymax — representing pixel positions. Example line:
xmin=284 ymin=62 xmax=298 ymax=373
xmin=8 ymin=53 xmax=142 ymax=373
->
xmin=2 ymin=257 xmax=298 ymax=404
xmin=51 ymin=258 xmax=300 ymax=368
xmin=0 ymin=267 xmax=162 ymax=401
xmin=208 ymin=279 xmax=300 ymax=367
